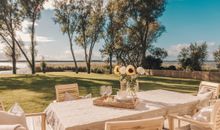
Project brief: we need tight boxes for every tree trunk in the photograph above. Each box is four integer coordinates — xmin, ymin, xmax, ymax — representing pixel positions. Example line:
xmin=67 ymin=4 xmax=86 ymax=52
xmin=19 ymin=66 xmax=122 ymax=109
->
xmin=81 ymin=19 xmax=89 ymax=74
xmin=9 ymin=17 xmax=16 ymax=74
xmin=31 ymin=18 xmax=36 ymax=74
xmin=109 ymin=53 xmax=113 ymax=74
xmin=140 ymin=43 xmax=147 ymax=66
xmin=14 ymin=39 xmax=32 ymax=68
xmin=67 ymin=32 xmax=78 ymax=74
xmin=12 ymin=39 xmax=16 ymax=74
xmin=87 ymin=52 xmax=92 ymax=74
xmin=86 ymin=62 xmax=91 ymax=74
xmin=70 ymin=45 xmax=78 ymax=74
xmin=11 ymin=30 xmax=16 ymax=74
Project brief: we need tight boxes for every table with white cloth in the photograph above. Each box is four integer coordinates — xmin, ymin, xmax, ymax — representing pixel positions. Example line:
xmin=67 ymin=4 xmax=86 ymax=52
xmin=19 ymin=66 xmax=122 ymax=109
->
xmin=45 ymin=90 xmax=200 ymax=130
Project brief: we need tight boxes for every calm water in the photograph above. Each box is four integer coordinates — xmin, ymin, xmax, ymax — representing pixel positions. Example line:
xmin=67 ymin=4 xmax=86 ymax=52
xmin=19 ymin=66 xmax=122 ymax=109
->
xmin=0 ymin=62 xmax=28 ymax=68
xmin=0 ymin=61 xmax=217 ymax=69
xmin=0 ymin=62 xmax=76 ymax=68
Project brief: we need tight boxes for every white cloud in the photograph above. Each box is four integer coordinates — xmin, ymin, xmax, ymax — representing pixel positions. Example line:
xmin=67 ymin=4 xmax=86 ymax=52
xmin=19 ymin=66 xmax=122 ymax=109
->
xmin=43 ymin=0 xmax=56 ymax=10
xmin=43 ymin=0 xmax=108 ymax=10
xmin=0 ymin=44 xmax=5 ymax=53
xmin=16 ymin=31 xmax=54 ymax=43
xmin=166 ymin=43 xmax=188 ymax=59
xmin=206 ymin=42 xmax=219 ymax=60
xmin=15 ymin=20 xmax=54 ymax=43
xmin=0 ymin=44 xmax=6 ymax=59
xmin=21 ymin=20 xmax=38 ymax=33
xmin=62 ymin=49 xmax=101 ymax=60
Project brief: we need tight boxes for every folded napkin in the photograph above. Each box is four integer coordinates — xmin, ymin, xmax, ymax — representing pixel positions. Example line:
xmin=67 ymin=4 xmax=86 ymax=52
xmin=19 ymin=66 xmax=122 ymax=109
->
xmin=0 ymin=124 xmax=26 ymax=130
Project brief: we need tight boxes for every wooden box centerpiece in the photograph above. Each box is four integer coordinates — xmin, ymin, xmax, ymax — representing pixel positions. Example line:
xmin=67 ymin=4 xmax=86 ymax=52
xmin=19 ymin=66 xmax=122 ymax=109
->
xmin=93 ymin=96 xmax=138 ymax=109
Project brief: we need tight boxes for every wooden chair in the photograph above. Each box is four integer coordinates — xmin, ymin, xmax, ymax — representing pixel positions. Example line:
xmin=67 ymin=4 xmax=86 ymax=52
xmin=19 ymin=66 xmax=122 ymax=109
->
xmin=25 ymin=113 xmax=46 ymax=130
xmin=198 ymin=81 xmax=220 ymax=104
xmin=0 ymin=112 xmax=46 ymax=130
xmin=175 ymin=81 xmax=220 ymax=127
xmin=0 ymin=101 xmax=46 ymax=130
xmin=55 ymin=83 xmax=80 ymax=102
xmin=198 ymin=81 xmax=220 ymax=99
xmin=105 ymin=117 xmax=164 ymax=130
xmin=168 ymin=100 xmax=220 ymax=130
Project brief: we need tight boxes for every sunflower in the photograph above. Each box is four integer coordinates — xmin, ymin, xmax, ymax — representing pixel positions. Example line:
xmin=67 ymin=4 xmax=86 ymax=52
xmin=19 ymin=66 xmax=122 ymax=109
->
xmin=114 ymin=65 xmax=120 ymax=75
xmin=119 ymin=66 xmax=126 ymax=75
xmin=137 ymin=67 xmax=145 ymax=75
xmin=126 ymin=65 xmax=136 ymax=76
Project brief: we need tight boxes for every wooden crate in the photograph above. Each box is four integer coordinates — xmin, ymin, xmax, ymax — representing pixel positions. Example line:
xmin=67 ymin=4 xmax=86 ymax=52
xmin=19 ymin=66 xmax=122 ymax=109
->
xmin=93 ymin=96 xmax=138 ymax=109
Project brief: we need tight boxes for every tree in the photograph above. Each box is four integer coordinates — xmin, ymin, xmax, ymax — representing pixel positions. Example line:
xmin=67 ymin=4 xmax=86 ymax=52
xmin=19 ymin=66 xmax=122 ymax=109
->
xmin=149 ymin=47 xmax=168 ymax=59
xmin=213 ymin=47 xmax=220 ymax=69
xmin=178 ymin=42 xmax=208 ymax=71
xmin=143 ymin=47 xmax=168 ymax=69
xmin=3 ymin=45 xmax=21 ymax=62
xmin=143 ymin=55 xmax=163 ymax=70
xmin=100 ymin=0 xmax=123 ymax=74
xmin=178 ymin=48 xmax=191 ymax=70
xmin=75 ymin=0 xmax=104 ymax=74
xmin=0 ymin=0 xmax=32 ymax=74
xmin=113 ymin=0 xmax=166 ymax=66
xmin=19 ymin=0 xmax=45 ymax=74
xmin=54 ymin=0 xmax=79 ymax=73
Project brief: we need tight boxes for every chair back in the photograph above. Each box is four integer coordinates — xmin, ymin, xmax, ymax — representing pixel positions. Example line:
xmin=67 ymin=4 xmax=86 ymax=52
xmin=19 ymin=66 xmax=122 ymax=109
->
xmin=198 ymin=81 xmax=220 ymax=100
xmin=211 ymin=100 xmax=220 ymax=130
xmin=105 ymin=117 xmax=164 ymax=130
xmin=55 ymin=83 xmax=79 ymax=102
xmin=0 ymin=101 xmax=4 ymax=111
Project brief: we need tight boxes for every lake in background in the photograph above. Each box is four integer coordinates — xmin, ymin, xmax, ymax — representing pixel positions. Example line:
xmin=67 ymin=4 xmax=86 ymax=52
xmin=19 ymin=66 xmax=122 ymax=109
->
xmin=0 ymin=61 xmax=217 ymax=70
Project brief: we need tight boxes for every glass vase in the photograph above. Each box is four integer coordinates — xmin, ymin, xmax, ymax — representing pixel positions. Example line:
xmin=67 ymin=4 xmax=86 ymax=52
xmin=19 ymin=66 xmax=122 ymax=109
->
xmin=126 ymin=81 xmax=137 ymax=98
xmin=120 ymin=79 xmax=127 ymax=91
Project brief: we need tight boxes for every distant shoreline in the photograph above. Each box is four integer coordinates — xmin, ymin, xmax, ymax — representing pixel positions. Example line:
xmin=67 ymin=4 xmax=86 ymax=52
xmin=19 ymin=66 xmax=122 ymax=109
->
xmin=0 ymin=60 xmax=106 ymax=63
xmin=0 ymin=60 xmax=216 ymax=63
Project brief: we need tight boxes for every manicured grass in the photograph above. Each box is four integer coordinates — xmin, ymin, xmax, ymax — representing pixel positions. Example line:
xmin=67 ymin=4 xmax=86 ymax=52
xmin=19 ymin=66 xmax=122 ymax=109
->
xmin=0 ymin=72 xmax=200 ymax=113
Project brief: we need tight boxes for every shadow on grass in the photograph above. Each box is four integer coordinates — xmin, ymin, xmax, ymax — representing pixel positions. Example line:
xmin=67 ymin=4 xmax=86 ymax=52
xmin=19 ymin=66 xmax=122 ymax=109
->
xmin=0 ymin=74 xmax=120 ymax=99
xmin=0 ymin=74 xmax=200 ymax=97
xmin=139 ymin=76 xmax=200 ymax=85
xmin=0 ymin=73 xmax=200 ymax=112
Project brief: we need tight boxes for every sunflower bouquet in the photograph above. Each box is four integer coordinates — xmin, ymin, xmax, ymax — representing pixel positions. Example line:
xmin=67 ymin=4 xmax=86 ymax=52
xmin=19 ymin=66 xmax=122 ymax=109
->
xmin=114 ymin=65 xmax=145 ymax=96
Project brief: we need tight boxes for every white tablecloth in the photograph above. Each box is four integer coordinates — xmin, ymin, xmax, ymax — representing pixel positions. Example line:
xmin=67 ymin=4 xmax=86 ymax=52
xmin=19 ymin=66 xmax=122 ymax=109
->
xmin=45 ymin=90 xmax=200 ymax=130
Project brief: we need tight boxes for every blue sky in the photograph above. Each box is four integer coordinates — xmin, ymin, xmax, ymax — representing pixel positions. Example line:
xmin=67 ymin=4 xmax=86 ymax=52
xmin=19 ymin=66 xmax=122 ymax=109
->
xmin=0 ymin=0 xmax=220 ymax=61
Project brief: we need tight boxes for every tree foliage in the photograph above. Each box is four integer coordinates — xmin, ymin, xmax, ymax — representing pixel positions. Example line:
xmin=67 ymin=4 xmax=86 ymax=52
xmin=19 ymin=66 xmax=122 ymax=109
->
xmin=0 ymin=0 xmax=31 ymax=74
xmin=213 ymin=47 xmax=220 ymax=69
xmin=100 ymin=0 xmax=124 ymax=73
xmin=19 ymin=0 xmax=45 ymax=74
xmin=54 ymin=0 xmax=79 ymax=73
xmin=143 ymin=47 xmax=168 ymax=69
xmin=149 ymin=47 xmax=168 ymax=59
xmin=111 ymin=0 xmax=166 ymax=66
xmin=100 ymin=0 xmax=166 ymax=67
xmin=75 ymin=0 xmax=105 ymax=74
xmin=3 ymin=44 xmax=21 ymax=60
xmin=178 ymin=42 xmax=208 ymax=71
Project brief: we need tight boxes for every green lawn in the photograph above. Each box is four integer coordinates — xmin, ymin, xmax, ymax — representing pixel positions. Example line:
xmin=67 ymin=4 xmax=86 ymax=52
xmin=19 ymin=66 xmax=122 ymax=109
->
xmin=0 ymin=72 xmax=200 ymax=113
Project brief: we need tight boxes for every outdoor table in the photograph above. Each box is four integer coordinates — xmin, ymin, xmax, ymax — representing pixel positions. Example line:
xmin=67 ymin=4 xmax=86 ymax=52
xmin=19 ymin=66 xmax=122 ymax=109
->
xmin=45 ymin=89 xmax=200 ymax=130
